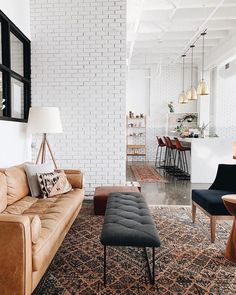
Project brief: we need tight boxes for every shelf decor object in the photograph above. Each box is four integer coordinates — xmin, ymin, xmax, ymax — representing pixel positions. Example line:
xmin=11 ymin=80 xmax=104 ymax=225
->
xmin=178 ymin=55 xmax=188 ymax=104
xmin=126 ymin=114 xmax=146 ymax=159
xmin=168 ymin=101 xmax=174 ymax=113
xmin=28 ymin=107 xmax=63 ymax=169
xmin=186 ymin=45 xmax=197 ymax=100
xmin=197 ymin=32 xmax=209 ymax=96
xmin=167 ymin=112 xmax=198 ymax=135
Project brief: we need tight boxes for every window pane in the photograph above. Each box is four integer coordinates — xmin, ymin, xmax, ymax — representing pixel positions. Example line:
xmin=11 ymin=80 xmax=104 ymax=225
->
xmin=0 ymin=72 xmax=4 ymax=116
xmin=11 ymin=78 xmax=24 ymax=119
xmin=10 ymin=33 xmax=24 ymax=75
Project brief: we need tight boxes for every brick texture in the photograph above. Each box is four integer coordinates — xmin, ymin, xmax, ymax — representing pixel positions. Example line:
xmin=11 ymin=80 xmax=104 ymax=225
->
xmin=30 ymin=0 xmax=126 ymax=195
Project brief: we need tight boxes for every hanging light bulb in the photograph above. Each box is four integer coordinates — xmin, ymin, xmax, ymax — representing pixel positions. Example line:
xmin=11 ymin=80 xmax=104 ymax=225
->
xmin=197 ymin=32 xmax=209 ymax=96
xmin=179 ymin=54 xmax=188 ymax=104
xmin=186 ymin=45 xmax=197 ymax=100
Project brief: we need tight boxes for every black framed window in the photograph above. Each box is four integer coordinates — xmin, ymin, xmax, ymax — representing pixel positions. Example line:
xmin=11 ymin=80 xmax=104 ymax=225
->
xmin=0 ymin=10 xmax=31 ymax=122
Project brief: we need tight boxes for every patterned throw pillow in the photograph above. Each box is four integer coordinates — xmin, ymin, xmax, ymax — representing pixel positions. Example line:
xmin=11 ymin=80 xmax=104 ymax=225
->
xmin=37 ymin=171 xmax=72 ymax=198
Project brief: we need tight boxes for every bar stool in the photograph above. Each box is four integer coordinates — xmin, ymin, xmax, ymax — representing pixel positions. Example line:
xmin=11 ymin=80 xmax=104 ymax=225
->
xmin=175 ymin=138 xmax=191 ymax=178
xmin=163 ymin=136 xmax=176 ymax=173
xmin=163 ymin=136 xmax=170 ymax=169
xmin=155 ymin=136 xmax=166 ymax=168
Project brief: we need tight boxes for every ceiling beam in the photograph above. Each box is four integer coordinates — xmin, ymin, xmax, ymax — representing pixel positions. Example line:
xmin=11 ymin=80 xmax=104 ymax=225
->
xmin=127 ymin=0 xmax=144 ymax=70
xmin=127 ymin=38 xmax=219 ymax=46
xmin=205 ymin=30 xmax=236 ymax=69
xmin=173 ymin=0 xmax=225 ymax=63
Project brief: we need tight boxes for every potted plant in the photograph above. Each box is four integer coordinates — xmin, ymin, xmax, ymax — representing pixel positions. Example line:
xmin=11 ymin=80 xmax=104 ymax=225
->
xmin=182 ymin=113 xmax=197 ymax=122
xmin=198 ymin=122 xmax=209 ymax=138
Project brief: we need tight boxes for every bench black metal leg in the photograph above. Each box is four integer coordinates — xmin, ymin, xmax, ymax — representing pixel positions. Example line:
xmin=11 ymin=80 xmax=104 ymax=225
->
xmin=104 ymin=246 xmax=106 ymax=285
xmin=152 ymin=247 xmax=155 ymax=285
xmin=144 ymin=247 xmax=155 ymax=285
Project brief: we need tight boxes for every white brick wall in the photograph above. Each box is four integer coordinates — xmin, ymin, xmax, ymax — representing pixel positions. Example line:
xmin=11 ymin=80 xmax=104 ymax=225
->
xmin=30 ymin=0 xmax=126 ymax=195
xmin=214 ymin=63 xmax=236 ymax=138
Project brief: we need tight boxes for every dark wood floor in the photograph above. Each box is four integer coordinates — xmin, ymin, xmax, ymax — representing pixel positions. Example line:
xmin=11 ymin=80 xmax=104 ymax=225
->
xmin=126 ymin=161 xmax=209 ymax=206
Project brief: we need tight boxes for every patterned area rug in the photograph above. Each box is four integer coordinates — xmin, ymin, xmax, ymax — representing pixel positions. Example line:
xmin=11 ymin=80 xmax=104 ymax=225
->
xmin=33 ymin=204 xmax=236 ymax=295
xmin=130 ymin=165 xmax=168 ymax=182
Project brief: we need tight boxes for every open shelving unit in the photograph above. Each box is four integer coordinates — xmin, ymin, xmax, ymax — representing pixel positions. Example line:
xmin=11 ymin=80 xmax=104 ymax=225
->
xmin=126 ymin=114 xmax=146 ymax=160
xmin=167 ymin=112 xmax=198 ymax=134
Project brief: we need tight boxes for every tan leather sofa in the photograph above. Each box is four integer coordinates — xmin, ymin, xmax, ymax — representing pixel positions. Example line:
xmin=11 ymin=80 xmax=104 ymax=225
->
xmin=0 ymin=164 xmax=84 ymax=295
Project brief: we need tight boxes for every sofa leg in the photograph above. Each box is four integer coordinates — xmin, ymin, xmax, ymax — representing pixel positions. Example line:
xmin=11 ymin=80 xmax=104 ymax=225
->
xmin=210 ymin=216 xmax=216 ymax=243
xmin=192 ymin=203 xmax=196 ymax=223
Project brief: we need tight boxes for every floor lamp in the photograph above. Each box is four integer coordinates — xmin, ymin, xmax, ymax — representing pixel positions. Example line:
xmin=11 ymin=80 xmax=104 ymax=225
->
xmin=28 ymin=107 xmax=63 ymax=169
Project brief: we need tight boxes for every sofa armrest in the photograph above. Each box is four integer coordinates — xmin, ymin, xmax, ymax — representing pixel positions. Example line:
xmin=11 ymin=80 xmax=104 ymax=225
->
xmin=64 ymin=169 xmax=84 ymax=189
xmin=0 ymin=214 xmax=32 ymax=295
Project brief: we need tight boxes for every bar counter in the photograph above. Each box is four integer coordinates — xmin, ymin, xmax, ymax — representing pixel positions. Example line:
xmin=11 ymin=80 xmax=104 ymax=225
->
xmin=173 ymin=137 xmax=235 ymax=183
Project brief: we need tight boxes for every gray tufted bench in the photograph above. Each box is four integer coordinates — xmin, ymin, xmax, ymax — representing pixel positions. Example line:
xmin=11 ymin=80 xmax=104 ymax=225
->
xmin=100 ymin=192 xmax=161 ymax=285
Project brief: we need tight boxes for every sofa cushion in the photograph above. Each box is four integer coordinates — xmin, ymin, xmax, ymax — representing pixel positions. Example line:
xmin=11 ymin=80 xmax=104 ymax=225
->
xmin=31 ymin=189 xmax=84 ymax=271
xmin=27 ymin=215 xmax=42 ymax=245
xmin=209 ymin=164 xmax=236 ymax=192
xmin=3 ymin=196 xmax=38 ymax=215
xmin=0 ymin=165 xmax=30 ymax=205
xmin=4 ymin=189 xmax=84 ymax=271
xmin=192 ymin=189 xmax=233 ymax=215
xmin=0 ymin=173 xmax=7 ymax=213
xmin=24 ymin=163 xmax=54 ymax=197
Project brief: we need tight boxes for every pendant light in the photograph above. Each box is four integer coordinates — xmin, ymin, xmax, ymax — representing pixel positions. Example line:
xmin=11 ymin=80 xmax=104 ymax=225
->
xmin=197 ymin=32 xmax=209 ymax=95
xmin=179 ymin=54 xmax=188 ymax=104
xmin=186 ymin=45 xmax=197 ymax=100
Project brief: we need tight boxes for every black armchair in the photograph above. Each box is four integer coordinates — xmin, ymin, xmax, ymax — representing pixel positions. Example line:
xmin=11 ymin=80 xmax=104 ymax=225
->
xmin=192 ymin=164 xmax=236 ymax=243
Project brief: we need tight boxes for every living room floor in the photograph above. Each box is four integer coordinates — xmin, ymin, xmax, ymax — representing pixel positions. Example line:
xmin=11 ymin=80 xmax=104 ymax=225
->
xmin=126 ymin=161 xmax=209 ymax=206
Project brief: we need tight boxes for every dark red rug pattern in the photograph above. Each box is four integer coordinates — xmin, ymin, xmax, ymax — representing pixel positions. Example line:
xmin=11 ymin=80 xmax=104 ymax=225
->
xmin=130 ymin=165 xmax=168 ymax=183
xmin=33 ymin=204 xmax=236 ymax=295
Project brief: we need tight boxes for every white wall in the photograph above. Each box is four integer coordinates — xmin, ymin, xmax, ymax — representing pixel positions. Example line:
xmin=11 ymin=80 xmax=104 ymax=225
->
xmin=191 ymin=138 xmax=235 ymax=183
xmin=0 ymin=121 xmax=31 ymax=166
xmin=214 ymin=60 xmax=236 ymax=138
xmin=0 ymin=0 xmax=31 ymax=167
xmin=126 ymin=69 xmax=150 ymax=115
xmin=0 ymin=0 xmax=30 ymax=38
xmin=30 ymin=0 xmax=126 ymax=195
xmin=127 ymin=63 xmax=198 ymax=161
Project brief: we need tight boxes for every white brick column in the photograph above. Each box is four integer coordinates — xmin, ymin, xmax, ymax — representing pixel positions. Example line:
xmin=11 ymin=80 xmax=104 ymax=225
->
xmin=30 ymin=0 xmax=126 ymax=195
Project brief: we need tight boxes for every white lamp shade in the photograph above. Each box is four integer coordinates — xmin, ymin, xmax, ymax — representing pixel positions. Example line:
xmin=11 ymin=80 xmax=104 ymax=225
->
xmin=191 ymin=87 xmax=198 ymax=100
xmin=197 ymin=79 xmax=209 ymax=96
xmin=178 ymin=92 xmax=188 ymax=104
xmin=183 ymin=92 xmax=189 ymax=103
xmin=186 ymin=89 xmax=192 ymax=100
xmin=187 ymin=86 xmax=197 ymax=100
xmin=178 ymin=93 xmax=184 ymax=104
xmin=28 ymin=107 xmax=63 ymax=134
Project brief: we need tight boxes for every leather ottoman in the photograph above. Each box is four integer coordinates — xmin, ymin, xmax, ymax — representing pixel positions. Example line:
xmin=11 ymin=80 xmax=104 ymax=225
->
xmin=94 ymin=185 xmax=140 ymax=215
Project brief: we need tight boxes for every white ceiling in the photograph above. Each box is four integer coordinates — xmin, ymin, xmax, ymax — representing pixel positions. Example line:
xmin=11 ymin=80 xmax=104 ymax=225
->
xmin=127 ymin=0 xmax=236 ymax=66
